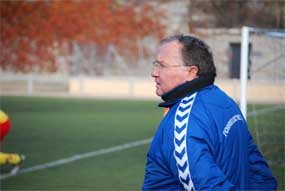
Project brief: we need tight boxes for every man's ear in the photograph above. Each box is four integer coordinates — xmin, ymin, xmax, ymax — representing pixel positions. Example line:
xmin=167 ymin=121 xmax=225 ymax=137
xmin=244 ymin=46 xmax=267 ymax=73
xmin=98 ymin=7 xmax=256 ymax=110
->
xmin=188 ymin=65 xmax=199 ymax=79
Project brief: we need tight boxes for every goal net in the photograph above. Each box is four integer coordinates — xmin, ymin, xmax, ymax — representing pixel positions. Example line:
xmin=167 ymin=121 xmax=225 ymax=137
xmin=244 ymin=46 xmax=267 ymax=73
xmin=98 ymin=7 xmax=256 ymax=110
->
xmin=240 ymin=27 xmax=285 ymax=176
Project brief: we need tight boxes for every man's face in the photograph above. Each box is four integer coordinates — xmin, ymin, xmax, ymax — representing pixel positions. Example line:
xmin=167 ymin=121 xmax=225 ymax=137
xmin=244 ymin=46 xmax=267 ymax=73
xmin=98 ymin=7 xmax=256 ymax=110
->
xmin=151 ymin=40 xmax=197 ymax=96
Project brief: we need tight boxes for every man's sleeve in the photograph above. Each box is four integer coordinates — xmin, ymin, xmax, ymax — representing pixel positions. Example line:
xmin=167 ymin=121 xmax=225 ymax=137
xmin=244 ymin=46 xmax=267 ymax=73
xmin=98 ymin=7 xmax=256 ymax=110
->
xmin=186 ymin=127 xmax=236 ymax=191
xmin=142 ymin=152 xmax=182 ymax=191
xmin=247 ymin=133 xmax=277 ymax=190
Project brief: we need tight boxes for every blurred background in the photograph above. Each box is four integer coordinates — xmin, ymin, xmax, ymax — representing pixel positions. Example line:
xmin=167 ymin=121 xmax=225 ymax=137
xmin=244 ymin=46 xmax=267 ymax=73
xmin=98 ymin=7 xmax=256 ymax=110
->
xmin=0 ymin=0 xmax=284 ymax=190
xmin=0 ymin=0 xmax=284 ymax=98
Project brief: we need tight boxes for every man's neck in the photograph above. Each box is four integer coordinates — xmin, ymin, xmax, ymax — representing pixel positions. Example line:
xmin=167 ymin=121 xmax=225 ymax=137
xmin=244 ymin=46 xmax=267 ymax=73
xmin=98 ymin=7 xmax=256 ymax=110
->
xmin=159 ymin=76 xmax=215 ymax=107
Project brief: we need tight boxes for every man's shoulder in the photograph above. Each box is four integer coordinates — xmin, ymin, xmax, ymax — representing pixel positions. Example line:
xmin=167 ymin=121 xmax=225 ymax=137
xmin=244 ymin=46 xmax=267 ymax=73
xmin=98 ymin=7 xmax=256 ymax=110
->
xmin=196 ymin=84 xmax=236 ymax=107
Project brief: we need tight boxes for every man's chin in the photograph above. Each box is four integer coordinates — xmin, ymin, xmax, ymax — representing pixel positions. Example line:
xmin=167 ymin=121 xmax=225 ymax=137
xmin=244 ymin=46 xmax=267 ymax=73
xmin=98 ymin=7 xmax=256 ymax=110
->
xmin=156 ymin=89 xmax=163 ymax=97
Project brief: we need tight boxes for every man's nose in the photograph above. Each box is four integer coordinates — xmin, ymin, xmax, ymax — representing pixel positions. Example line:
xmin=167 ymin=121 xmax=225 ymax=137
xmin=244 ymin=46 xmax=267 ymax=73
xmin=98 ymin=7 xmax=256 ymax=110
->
xmin=151 ymin=67 xmax=159 ymax=77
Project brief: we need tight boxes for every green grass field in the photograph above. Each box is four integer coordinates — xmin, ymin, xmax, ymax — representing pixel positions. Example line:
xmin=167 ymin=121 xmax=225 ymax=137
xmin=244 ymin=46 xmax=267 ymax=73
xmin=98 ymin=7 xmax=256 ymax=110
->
xmin=0 ymin=96 xmax=284 ymax=190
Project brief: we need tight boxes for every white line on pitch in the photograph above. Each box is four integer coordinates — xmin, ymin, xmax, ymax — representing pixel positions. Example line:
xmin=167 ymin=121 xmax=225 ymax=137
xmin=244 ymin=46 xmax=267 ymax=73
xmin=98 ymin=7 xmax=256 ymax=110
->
xmin=0 ymin=138 xmax=152 ymax=180
xmin=248 ymin=105 xmax=284 ymax=117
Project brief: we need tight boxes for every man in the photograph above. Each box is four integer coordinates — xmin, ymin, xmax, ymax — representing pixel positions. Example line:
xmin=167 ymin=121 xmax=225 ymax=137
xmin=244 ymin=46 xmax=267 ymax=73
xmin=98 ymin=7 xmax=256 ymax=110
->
xmin=0 ymin=110 xmax=25 ymax=175
xmin=142 ymin=35 xmax=277 ymax=190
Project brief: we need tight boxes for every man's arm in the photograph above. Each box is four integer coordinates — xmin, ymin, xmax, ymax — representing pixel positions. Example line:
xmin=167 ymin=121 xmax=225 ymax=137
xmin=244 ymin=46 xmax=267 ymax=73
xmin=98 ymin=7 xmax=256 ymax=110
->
xmin=247 ymin=133 xmax=277 ymax=190
xmin=142 ymin=152 xmax=183 ymax=191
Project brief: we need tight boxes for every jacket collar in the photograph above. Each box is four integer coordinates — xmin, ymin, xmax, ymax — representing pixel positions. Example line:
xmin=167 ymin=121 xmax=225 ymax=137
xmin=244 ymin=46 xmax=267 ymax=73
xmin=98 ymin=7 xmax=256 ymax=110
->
xmin=158 ymin=76 xmax=215 ymax=108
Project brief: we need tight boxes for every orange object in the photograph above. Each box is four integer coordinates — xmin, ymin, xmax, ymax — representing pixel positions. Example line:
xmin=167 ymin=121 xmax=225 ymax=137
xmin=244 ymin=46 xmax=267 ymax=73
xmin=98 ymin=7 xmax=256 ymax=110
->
xmin=163 ymin=108 xmax=169 ymax=116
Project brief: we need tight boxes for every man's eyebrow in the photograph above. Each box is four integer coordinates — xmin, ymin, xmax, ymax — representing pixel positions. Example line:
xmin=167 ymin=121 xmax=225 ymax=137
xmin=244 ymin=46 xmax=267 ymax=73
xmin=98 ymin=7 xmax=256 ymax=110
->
xmin=154 ymin=60 xmax=165 ymax=65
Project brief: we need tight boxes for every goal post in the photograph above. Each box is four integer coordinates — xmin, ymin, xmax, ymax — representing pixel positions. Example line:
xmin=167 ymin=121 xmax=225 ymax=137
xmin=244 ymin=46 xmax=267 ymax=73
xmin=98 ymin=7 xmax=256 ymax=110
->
xmin=240 ymin=26 xmax=250 ymax=118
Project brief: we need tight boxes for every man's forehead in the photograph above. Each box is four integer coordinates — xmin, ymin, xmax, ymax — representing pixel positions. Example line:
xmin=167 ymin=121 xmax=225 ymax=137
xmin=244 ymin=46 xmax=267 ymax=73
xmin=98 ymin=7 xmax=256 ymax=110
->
xmin=156 ymin=40 xmax=182 ymax=58
xmin=159 ymin=40 xmax=181 ymax=51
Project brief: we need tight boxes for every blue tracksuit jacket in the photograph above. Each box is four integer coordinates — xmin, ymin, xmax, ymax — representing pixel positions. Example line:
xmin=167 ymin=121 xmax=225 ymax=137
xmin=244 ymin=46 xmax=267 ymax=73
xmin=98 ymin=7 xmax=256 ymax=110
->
xmin=142 ymin=82 xmax=277 ymax=191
